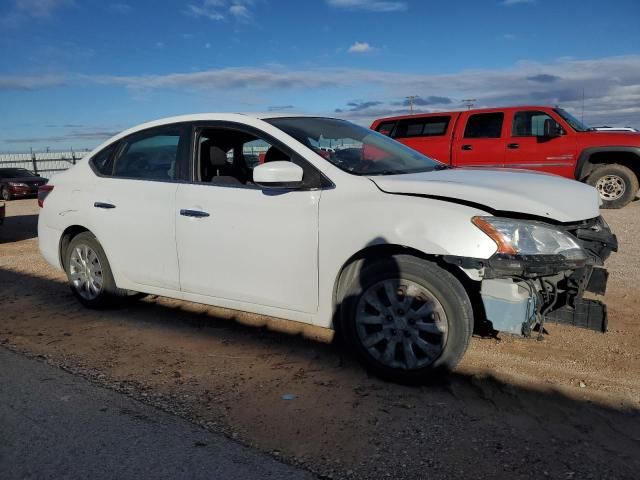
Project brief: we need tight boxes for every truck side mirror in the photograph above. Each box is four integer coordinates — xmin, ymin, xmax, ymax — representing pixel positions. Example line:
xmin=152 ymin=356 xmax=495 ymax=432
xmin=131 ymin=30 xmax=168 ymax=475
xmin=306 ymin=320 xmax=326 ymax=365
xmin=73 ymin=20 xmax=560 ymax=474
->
xmin=542 ymin=119 xmax=562 ymax=137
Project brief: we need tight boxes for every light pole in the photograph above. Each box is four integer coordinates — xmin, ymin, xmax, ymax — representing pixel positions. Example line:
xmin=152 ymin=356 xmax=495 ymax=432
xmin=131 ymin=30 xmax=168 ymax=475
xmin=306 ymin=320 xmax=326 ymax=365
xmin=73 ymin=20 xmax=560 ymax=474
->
xmin=462 ymin=99 xmax=476 ymax=110
xmin=406 ymin=95 xmax=419 ymax=114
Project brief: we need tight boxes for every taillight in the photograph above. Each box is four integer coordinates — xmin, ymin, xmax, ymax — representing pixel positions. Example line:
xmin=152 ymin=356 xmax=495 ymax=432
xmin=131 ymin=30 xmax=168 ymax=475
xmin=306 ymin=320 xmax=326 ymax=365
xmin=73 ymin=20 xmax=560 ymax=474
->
xmin=38 ymin=184 xmax=54 ymax=208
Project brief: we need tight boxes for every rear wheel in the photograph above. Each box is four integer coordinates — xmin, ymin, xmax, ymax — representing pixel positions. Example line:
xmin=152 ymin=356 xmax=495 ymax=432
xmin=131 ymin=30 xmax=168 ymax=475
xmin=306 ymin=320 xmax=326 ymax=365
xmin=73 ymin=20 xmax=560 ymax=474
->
xmin=587 ymin=164 xmax=639 ymax=209
xmin=65 ymin=232 xmax=128 ymax=308
xmin=338 ymin=255 xmax=473 ymax=383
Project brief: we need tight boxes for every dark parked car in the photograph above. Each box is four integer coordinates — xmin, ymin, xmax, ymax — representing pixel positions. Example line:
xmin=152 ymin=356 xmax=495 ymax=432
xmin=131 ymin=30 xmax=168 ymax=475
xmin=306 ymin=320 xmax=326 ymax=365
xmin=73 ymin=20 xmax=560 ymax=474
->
xmin=0 ymin=168 xmax=48 ymax=201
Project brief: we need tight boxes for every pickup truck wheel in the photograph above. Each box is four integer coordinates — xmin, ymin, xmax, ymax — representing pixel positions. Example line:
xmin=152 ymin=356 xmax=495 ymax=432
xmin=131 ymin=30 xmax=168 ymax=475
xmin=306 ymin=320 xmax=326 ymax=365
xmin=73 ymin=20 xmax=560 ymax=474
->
xmin=339 ymin=255 xmax=473 ymax=383
xmin=65 ymin=232 xmax=129 ymax=309
xmin=587 ymin=164 xmax=639 ymax=209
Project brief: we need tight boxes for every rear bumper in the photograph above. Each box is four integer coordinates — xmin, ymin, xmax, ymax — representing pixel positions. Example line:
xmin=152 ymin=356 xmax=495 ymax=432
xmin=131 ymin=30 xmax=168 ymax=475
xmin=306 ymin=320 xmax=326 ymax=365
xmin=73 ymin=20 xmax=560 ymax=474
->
xmin=37 ymin=221 xmax=63 ymax=270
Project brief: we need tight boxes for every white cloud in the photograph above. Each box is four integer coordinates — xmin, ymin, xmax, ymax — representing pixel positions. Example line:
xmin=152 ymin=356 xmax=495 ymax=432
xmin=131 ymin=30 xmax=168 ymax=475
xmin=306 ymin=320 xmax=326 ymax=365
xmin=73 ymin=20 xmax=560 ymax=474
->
xmin=1 ymin=0 xmax=73 ymax=27
xmin=229 ymin=3 xmax=249 ymax=19
xmin=185 ymin=0 xmax=254 ymax=21
xmin=501 ymin=0 xmax=535 ymax=5
xmin=327 ymin=0 xmax=407 ymax=12
xmin=0 ymin=74 xmax=65 ymax=90
xmin=347 ymin=41 xmax=373 ymax=53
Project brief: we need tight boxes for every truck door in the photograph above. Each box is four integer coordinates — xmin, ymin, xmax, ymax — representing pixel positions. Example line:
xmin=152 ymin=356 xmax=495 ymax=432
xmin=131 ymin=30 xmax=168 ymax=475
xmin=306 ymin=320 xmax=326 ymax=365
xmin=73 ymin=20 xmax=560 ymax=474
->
xmin=453 ymin=111 xmax=506 ymax=168
xmin=506 ymin=109 xmax=577 ymax=178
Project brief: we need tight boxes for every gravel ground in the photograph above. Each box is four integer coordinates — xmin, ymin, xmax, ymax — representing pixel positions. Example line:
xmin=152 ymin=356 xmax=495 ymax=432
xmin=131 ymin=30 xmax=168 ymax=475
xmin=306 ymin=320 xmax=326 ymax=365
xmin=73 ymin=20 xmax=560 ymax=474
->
xmin=1 ymin=198 xmax=639 ymax=479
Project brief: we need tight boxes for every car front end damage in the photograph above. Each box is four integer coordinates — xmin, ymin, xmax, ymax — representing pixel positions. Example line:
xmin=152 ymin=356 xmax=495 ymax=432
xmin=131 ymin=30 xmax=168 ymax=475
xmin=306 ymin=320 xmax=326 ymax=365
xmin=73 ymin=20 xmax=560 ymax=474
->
xmin=445 ymin=216 xmax=617 ymax=337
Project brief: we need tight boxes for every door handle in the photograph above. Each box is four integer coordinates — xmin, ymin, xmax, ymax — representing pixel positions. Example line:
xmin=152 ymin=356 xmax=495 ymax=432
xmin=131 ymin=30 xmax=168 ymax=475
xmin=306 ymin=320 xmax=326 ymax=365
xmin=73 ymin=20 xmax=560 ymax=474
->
xmin=94 ymin=202 xmax=116 ymax=209
xmin=507 ymin=143 xmax=520 ymax=149
xmin=461 ymin=144 xmax=473 ymax=151
xmin=180 ymin=209 xmax=210 ymax=218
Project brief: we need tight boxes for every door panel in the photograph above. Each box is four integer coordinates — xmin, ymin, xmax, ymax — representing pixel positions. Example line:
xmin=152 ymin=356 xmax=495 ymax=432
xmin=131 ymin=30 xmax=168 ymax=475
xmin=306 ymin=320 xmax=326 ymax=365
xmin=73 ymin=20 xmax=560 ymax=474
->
xmin=175 ymin=184 xmax=320 ymax=313
xmin=89 ymin=179 xmax=180 ymax=290
xmin=453 ymin=112 xmax=506 ymax=168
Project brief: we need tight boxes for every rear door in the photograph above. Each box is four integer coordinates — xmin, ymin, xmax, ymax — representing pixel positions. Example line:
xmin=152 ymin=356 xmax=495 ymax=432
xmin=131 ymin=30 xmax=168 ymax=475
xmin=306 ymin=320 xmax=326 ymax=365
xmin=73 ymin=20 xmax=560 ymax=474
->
xmin=453 ymin=111 xmax=506 ymax=168
xmin=87 ymin=124 xmax=189 ymax=291
xmin=392 ymin=116 xmax=452 ymax=163
xmin=506 ymin=109 xmax=577 ymax=177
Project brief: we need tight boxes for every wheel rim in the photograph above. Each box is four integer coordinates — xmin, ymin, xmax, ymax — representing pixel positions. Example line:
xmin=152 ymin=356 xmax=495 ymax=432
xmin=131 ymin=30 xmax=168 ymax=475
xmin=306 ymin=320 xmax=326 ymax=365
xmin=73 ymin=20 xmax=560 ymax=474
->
xmin=1 ymin=188 xmax=8 ymax=200
xmin=69 ymin=244 xmax=104 ymax=300
xmin=355 ymin=279 xmax=448 ymax=371
xmin=595 ymin=174 xmax=626 ymax=201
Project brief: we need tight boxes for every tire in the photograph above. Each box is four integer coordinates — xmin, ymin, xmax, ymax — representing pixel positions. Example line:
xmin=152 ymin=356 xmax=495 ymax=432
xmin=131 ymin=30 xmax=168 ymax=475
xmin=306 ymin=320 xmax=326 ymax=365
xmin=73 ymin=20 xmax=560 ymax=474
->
xmin=64 ymin=232 xmax=129 ymax=309
xmin=1 ymin=186 xmax=12 ymax=201
xmin=338 ymin=254 xmax=473 ymax=383
xmin=587 ymin=164 xmax=639 ymax=209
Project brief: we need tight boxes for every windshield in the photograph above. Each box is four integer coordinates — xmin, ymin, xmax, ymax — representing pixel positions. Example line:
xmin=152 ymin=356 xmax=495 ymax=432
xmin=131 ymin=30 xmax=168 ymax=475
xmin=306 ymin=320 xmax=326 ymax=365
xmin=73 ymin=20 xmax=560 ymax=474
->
xmin=554 ymin=108 xmax=591 ymax=132
xmin=265 ymin=117 xmax=447 ymax=175
xmin=0 ymin=168 xmax=37 ymax=178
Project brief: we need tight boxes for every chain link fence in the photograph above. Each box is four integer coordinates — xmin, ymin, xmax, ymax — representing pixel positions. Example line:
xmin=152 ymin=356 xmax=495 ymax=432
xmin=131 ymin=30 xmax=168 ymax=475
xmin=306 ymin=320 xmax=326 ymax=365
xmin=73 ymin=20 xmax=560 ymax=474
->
xmin=0 ymin=151 xmax=89 ymax=177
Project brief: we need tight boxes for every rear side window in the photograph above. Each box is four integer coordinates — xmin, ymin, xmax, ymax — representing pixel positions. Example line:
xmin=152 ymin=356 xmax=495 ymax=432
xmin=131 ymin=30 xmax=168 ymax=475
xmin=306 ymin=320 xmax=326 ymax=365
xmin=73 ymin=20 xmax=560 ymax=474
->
xmin=464 ymin=113 xmax=504 ymax=138
xmin=91 ymin=144 xmax=117 ymax=175
xmin=394 ymin=116 xmax=450 ymax=139
xmin=113 ymin=131 xmax=183 ymax=181
xmin=512 ymin=111 xmax=557 ymax=136
xmin=376 ymin=121 xmax=396 ymax=136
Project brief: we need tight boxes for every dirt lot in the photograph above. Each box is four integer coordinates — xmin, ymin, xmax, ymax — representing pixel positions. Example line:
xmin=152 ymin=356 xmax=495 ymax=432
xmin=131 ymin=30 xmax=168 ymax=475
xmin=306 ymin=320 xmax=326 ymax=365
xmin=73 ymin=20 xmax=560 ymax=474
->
xmin=1 ymin=199 xmax=639 ymax=479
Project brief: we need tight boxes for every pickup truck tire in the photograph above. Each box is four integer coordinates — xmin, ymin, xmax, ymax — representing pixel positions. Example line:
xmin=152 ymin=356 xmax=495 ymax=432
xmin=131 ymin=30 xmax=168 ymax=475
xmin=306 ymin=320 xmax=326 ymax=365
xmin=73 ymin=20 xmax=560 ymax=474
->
xmin=587 ymin=164 xmax=639 ymax=209
xmin=338 ymin=254 xmax=473 ymax=383
xmin=64 ymin=232 xmax=129 ymax=309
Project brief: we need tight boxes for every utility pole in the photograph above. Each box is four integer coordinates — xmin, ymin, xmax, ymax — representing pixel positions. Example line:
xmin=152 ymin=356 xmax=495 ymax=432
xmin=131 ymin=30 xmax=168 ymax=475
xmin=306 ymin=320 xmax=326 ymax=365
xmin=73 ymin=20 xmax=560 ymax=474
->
xmin=462 ymin=99 xmax=476 ymax=110
xmin=405 ymin=95 xmax=419 ymax=114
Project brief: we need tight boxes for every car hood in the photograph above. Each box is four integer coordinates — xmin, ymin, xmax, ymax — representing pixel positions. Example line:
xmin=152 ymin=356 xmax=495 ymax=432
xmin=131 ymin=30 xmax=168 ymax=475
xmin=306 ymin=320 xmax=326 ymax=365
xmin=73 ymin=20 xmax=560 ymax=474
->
xmin=369 ymin=168 xmax=600 ymax=222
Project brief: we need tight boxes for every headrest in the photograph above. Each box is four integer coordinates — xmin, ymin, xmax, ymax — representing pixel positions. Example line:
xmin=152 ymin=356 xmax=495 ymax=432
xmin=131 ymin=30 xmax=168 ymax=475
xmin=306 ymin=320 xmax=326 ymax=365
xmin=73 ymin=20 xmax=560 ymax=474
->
xmin=208 ymin=146 xmax=228 ymax=166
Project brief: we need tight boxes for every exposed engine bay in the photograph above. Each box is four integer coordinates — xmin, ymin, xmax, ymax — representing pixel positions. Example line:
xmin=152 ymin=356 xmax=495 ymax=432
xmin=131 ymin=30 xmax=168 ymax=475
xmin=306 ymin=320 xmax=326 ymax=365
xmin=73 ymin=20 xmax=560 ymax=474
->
xmin=445 ymin=216 xmax=618 ymax=337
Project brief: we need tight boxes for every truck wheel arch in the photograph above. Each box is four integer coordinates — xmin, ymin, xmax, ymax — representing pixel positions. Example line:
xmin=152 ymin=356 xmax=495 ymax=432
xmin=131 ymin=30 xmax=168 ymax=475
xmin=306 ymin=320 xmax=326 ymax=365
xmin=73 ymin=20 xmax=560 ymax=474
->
xmin=575 ymin=146 xmax=640 ymax=181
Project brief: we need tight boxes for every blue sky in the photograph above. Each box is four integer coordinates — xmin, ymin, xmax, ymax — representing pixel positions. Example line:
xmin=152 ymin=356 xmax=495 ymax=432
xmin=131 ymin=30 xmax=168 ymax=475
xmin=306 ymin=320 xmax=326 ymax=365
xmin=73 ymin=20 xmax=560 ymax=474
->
xmin=1 ymin=0 xmax=639 ymax=151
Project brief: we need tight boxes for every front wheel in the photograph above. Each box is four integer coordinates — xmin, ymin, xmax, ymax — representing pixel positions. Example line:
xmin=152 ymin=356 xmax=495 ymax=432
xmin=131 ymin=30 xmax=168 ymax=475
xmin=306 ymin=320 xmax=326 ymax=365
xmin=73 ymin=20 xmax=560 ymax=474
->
xmin=338 ymin=255 xmax=473 ymax=383
xmin=65 ymin=232 xmax=129 ymax=308
xmin=587 ymin=164 xmax=639 ymax=209
xmin=1 ymin=186 xmax=12 ymax=201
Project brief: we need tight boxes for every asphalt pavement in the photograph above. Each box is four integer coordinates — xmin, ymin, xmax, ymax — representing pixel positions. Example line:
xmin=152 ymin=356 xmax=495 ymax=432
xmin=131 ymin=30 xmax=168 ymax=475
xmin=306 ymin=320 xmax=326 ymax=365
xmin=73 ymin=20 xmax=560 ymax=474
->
xmin=0 ymin=347 xmax=314 ymax=479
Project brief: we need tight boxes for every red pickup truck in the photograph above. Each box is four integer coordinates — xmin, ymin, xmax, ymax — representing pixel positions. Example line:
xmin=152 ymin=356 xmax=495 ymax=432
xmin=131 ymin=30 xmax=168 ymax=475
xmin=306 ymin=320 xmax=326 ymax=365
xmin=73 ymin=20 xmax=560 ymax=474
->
xmin=371 ymin=106 xmax=640 ymax=209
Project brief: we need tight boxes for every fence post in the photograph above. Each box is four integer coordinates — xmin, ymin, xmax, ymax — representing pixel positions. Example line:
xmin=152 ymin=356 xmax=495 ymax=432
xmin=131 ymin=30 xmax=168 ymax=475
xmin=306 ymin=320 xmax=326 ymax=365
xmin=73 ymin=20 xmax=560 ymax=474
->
xmin=31 ymin=151 xmax=38 ymax=175
xmin=72 ymin=152 xmax=76 ymax=165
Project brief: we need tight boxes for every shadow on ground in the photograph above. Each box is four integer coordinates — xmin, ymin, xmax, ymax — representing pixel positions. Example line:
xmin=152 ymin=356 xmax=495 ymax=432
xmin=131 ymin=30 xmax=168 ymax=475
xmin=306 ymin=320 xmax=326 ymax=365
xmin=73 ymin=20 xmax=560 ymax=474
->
xmin=1 ymin=266 xmax=639 ymax=479
xmin=0 ymin=213 xmax=38 ymax=243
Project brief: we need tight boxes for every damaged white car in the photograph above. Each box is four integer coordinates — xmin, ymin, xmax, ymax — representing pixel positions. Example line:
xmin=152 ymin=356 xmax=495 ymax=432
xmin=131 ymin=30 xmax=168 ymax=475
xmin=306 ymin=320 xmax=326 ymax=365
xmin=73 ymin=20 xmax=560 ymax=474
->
xmin=38 ymin=114 xmax=617 ymax=381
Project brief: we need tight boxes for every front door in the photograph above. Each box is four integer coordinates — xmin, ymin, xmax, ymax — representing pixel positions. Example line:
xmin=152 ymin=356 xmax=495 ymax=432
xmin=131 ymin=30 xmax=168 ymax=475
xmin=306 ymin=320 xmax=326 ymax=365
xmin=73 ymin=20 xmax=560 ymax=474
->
xmin=505 ymin=109 xmax=577 ymax=178
xmin=175 ymin=124 xmax=320 ymax=313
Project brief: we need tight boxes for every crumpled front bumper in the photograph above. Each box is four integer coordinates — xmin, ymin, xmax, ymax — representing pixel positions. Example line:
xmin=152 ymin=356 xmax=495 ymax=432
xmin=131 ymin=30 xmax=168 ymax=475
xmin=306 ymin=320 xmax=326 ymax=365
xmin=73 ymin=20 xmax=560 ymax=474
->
xmin=445 ymin=216 xmax=618 ymax=336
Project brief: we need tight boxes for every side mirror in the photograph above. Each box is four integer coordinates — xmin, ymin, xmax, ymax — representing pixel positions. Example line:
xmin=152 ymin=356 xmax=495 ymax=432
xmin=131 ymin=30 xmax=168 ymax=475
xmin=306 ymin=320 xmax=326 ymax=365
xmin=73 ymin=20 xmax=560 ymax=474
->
xmin=542 ymin=119 xmax=562 ymax=137
xmin=253 ymin=161 xmax=304 ymax=188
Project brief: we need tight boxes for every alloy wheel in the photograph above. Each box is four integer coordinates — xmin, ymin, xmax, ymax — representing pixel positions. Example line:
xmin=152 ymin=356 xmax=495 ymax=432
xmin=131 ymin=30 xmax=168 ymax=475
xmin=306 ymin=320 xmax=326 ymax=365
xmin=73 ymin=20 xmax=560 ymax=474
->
xmin=596 ymin=174 xmax=626 ymax=201
xmin=69 ymin=244 xmax=104 ymax=300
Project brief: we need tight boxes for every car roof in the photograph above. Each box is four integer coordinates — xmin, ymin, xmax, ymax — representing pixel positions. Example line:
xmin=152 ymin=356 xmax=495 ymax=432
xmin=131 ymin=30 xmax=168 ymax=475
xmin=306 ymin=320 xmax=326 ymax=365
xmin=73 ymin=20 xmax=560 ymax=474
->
xmin=372 ymin=105 xmax=557 ymax=123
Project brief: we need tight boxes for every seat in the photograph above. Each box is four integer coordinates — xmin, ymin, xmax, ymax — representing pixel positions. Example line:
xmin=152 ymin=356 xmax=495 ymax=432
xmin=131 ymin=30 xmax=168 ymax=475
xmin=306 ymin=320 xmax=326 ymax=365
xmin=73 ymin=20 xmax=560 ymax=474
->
xmin=200 ymin=142 xmax=242 ymax=185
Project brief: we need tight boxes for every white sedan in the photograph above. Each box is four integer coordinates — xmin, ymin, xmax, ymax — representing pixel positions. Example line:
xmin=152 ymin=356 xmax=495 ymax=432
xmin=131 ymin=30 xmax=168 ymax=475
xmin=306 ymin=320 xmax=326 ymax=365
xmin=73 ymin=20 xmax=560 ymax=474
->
xmin=38 ymin=114 xmax=617 ymax=381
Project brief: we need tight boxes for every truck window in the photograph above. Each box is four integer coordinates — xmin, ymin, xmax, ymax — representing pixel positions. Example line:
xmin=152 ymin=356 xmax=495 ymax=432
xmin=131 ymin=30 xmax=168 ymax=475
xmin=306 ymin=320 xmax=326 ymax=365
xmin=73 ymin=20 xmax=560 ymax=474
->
xmin=376 ymin=121 xmax=396 ymax=136
xmin=463 ymin=113 xmax=504 ymax=138
xmin=394 ymin=116 xmax=450 ymax=139
xmin=512 ymin=111 xmax=558 ymax=136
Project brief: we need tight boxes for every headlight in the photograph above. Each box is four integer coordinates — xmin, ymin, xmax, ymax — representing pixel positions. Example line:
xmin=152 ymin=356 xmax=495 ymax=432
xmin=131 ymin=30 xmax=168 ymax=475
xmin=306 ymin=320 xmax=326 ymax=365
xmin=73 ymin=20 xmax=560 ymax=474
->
xmin=8 ymin=182 xmax=28 ymax=188
xmin=472 ymin=216 xmax=586 ymax=260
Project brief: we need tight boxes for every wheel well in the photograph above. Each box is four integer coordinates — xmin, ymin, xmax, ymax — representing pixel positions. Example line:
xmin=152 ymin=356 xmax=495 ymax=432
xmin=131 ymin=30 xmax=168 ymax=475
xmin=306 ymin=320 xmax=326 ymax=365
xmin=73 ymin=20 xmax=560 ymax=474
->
xmin=59 ymin=225 xmax=90 ymax=269
xmin=332 ymin=244 xmax=485 ymax=334
xmin=580 ymin=151 xmax=640 ymax=182
xmin=333 ymin=244 xmax=476 ymax=306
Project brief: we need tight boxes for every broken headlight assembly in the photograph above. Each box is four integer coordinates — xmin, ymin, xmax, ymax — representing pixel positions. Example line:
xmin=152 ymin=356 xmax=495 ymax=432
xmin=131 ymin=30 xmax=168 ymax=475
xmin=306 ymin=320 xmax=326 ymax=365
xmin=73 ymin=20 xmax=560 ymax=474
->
xmin=472 ymin=216 xmax=588 ymax=277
